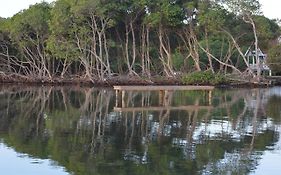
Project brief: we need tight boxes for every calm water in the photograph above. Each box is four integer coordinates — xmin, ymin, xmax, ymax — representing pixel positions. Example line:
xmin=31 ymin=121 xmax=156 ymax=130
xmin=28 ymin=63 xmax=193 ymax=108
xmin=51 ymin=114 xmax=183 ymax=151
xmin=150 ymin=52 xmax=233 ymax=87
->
xmin=0 ymin=86 xmax=281 ymax=175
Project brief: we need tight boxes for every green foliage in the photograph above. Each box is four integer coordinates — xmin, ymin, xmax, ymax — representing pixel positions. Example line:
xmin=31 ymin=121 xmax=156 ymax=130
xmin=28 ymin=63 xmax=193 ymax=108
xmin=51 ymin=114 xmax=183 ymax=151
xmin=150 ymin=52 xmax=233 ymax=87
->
xmin=144 ymin=0 xmax=184 ymax=27
xmin=255 ymin=16 xmax=281 ymax=50
xmin=0 ymin=18 xmax=10 ymax=32
xmin=198 ymin=2 xmax=227 ymax=31
xmin=267 ymin=44 xmax=281 ymax=74
xmin=222 ymin=0 xmax=261 ymax=16
xmin=172 ymin=51 xmax=184 ymax=71
xmin=181 ymin=71 xmax=228 ymax=85
xmin=9 ymin=2 xmax=51 ymax=42
xmin=199 ymin=35 xmax=230 ymax=66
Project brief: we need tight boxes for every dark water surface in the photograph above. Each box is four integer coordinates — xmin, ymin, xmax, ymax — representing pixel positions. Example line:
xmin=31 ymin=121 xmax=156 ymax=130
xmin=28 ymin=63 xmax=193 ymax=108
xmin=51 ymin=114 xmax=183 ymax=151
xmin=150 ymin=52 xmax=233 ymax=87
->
xmin=0 ymin=86 xmax=280 ymax=175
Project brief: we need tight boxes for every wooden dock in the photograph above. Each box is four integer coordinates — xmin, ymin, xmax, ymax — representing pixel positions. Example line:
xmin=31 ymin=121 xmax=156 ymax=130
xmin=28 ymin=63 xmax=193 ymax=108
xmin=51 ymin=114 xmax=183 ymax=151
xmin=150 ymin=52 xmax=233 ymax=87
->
xmin=113 ymin=85 xmax=214 ymax=112
xmin=113 ymin=85 xmax=214 ymax=91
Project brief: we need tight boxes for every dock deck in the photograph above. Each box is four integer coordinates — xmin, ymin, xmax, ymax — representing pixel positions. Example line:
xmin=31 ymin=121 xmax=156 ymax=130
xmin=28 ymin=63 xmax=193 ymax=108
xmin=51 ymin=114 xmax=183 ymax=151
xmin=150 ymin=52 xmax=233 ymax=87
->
xmin=113 ymin=85 xmax=214 ymax=91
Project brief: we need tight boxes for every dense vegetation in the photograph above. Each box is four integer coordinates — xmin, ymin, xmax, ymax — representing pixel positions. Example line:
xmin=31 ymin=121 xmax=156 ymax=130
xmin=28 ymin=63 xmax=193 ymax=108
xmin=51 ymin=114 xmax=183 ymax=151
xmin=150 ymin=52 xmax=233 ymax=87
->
xmin=181 ymin=71 xmax=227 ymax=85
xmin=0 ymin=0 xmax=280 ymax=84
xmin=268 ymin=45 xmax=281 ymax=75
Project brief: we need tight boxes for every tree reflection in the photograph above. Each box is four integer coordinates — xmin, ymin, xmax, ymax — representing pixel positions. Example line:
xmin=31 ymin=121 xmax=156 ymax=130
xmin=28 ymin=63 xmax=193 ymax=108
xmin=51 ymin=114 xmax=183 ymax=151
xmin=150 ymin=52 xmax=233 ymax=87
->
xmin=266 ymin=95 xmax=281 ymax=122
xmin=0 ymin=86 xmax=280 ymax=175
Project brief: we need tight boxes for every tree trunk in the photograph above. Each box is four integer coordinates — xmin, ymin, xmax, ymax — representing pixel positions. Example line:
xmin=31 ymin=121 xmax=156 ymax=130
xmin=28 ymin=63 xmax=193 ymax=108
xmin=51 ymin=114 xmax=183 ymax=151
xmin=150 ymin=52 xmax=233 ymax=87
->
xmin=130 ymin=22 xmax=136 ymax=73
xmin=125 ymin=24 xmax=132 ymax=75
xmin=243 ymin=15 xmax=261 ymax=82
xmin=158 ymin=26 xmax=173 ymax=76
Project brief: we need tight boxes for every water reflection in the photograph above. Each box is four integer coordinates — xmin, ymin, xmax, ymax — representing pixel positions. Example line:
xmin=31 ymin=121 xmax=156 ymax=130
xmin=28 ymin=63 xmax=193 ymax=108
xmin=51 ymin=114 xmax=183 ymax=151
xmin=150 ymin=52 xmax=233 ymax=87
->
xmin=0 ymin=86 xmax=280 ymax=175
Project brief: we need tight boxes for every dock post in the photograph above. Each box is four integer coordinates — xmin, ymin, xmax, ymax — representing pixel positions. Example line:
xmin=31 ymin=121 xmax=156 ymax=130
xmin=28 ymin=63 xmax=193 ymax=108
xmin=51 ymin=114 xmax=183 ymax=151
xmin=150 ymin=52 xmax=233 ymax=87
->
xmin=159 ymin=90 xmax=164 ymax=106
xmin=208 ymin=90 xmax=212 ymax=106
xmin=122 ymin=90 xmax=125 ymax=108
xmin=115 ymin=90 xmax=121 ymax=108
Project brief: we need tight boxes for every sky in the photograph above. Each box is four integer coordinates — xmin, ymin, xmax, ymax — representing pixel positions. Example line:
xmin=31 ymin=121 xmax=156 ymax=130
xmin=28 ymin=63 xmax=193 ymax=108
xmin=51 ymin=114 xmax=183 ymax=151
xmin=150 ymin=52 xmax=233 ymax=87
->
xmin=0 ymin=0 xmax=54 ymax=18
xmin=0 ymin=0 xmax=280 ymax=19
xmin=259 ymin=0 xmax=281 ymax=19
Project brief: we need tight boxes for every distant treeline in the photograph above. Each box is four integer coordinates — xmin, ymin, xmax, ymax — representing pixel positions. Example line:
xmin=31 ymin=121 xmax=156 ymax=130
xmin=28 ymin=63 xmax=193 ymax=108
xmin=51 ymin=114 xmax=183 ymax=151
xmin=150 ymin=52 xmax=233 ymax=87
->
xmin=0 ymin=0 xmax=280 ymax=82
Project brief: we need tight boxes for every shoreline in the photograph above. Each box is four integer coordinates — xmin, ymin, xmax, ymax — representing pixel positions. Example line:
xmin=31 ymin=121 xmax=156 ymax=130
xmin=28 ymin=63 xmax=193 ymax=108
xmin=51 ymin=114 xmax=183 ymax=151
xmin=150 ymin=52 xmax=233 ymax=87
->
xmin=0 ymin=75 xmax=276 ymax=89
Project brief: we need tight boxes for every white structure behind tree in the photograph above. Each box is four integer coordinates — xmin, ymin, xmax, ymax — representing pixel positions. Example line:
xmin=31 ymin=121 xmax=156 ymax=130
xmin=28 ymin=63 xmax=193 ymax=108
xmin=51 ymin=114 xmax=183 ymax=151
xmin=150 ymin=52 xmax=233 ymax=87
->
xmin=245 ymin=46 xmax=272 ymax=76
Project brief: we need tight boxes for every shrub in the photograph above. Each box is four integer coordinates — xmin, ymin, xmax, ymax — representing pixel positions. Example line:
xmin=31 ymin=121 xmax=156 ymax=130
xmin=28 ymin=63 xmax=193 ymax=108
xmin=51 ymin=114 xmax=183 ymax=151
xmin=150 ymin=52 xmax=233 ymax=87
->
xmin=181 ymin=71 xmax=227 ymax=85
